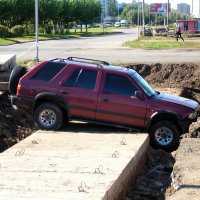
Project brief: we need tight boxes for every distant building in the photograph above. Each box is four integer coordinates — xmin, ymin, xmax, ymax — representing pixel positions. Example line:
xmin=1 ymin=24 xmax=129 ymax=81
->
xmin=177 ymin=3 xmax=190 ymax=15
xmin=176 ymin=20 xmax=198 ymax=33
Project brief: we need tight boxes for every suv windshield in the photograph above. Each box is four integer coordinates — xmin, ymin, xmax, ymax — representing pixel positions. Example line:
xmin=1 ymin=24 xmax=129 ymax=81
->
xmin=131 ymin=72 xmax=156 ymax=97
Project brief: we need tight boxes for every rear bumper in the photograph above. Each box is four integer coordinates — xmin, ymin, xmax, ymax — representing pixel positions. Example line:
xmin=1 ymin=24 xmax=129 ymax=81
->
xmin=10 ymin=95 xmax=19 ymax=109
xmin=10 ymin=95 xmax=33 ymax=110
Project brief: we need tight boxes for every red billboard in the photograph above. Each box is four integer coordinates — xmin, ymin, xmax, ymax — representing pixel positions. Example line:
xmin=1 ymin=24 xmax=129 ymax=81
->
xmin=150 ymin=3 xmax=171 ymax=13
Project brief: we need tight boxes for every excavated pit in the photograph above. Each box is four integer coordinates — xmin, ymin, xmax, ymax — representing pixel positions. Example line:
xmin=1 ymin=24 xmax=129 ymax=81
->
xmin=0 ymin=62 xmax=200 ymax=199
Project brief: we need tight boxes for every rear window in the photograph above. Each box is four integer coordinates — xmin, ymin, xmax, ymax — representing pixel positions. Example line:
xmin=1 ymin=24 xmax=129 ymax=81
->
xmin=30 ymin=62 xmax=66 ymax=81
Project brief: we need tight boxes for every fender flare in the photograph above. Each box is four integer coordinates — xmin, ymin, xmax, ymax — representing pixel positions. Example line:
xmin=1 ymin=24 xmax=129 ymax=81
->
xmin=33 ymin=92 xmax=70 ymax=115
xmin=146 ymin=110 xmax=181 ymax=130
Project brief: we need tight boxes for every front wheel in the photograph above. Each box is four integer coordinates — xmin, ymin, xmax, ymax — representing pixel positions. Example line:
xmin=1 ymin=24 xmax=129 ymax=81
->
xmin=149 ymin=121 xmax=180 ymax=152
xmin=34 ymin=103 xmax=63 ymax=130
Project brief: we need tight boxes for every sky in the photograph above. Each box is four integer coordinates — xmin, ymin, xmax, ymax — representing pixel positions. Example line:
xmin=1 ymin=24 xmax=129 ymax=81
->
xmin=118 ymin=0 xmax=200 ymax=17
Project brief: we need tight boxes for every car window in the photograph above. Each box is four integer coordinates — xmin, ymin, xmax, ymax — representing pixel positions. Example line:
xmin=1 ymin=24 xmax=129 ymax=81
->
xmin=64 ymin=68 xmax=97 ymax=90
xmin=103 ymin=73 xmax=136 ymax=96
xmin=30 ymin=62 xmax=66 ymax=81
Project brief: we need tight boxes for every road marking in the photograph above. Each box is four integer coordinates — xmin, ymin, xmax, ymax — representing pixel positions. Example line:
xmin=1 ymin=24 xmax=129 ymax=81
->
xmin=17 ymin=44 xmax=35 ymax=59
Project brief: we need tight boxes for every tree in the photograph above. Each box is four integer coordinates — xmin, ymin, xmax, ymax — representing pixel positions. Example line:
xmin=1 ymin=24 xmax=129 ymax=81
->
xmin=39 ymin=0 xmax=58 ymax=34
xmin=0 ymin=0 xmax=14 ymax=27
xmin=80 ymin=0 xmax=101 ymax=32
xmin=121 ymin=3 xmax=138 ymax=25
xmin=55 ymin=0 xmax=73 ymax=33
xmin=108 ymin=0 xmax=117 ymax=17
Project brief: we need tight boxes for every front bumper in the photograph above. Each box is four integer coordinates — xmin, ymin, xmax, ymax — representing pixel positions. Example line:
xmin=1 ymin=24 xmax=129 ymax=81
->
xmin=188 ymin=105 xmax=200 ymax=120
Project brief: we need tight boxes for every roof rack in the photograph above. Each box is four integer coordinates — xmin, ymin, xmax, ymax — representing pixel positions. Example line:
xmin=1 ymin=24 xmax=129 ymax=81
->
xmin=67 ymin=57 xmax=109 ymax=66
xmin=50 ymin=58 xmax=68 ymax=63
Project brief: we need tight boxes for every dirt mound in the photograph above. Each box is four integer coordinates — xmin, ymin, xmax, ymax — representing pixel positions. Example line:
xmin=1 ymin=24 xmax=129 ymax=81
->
xmin=0 ymin=92 xmax=35 ymax=152
xmin=126 ymin=63 xmax=200 ymax=89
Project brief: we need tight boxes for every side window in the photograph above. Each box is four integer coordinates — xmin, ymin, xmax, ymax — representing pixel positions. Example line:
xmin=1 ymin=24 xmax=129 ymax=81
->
xmin=103 ymin=73 xmax=136 ymax=96
xmin=30 ymin=62 xmax=66 ymax=81
xmin=64 ymin=68 xmax=97 ymax=90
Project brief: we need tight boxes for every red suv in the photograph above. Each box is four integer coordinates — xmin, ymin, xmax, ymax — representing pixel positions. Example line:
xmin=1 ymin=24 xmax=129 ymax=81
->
xmin=10 ymin=57 xmax=199 ymax=151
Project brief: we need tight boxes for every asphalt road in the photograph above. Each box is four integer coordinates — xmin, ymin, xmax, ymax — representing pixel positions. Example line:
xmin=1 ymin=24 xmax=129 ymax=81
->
xmin=1 ymin=28 xmax=200 ymax=63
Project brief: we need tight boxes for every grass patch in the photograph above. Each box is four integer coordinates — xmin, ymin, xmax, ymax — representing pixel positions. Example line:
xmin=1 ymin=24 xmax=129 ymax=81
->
xmin=0 ymin=27 xmax=117 ymax=46
xmin=17 ymin=59 xmax=35 ymax=68
xmin=123 ymin=37 xmax=200 ymax=49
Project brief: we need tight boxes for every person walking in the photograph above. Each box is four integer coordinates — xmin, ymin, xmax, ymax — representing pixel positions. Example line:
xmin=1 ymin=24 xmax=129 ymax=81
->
xmin=176 ymin=25 xmax=184 ymax=41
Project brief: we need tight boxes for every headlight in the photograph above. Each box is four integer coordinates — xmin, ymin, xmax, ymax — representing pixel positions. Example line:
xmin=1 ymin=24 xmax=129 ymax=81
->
xmin=188 ymin=112 xmax=196 ymax=119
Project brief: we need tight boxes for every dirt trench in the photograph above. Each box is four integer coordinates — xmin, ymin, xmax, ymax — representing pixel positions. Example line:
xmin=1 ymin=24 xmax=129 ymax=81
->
xmin=0 ymin=62 xmax=200 ymax=199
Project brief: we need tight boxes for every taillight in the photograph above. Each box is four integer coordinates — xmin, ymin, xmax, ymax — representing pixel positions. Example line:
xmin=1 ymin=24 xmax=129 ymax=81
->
xmin=16 ymin=84 xmax=21 ymax=95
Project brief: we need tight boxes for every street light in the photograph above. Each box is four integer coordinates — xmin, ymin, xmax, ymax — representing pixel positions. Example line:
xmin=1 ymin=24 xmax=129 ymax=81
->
xmin=35 ymin=0 xmax=39 ymax=62
xmin=137 ymin=0 xmax=140 ymax=40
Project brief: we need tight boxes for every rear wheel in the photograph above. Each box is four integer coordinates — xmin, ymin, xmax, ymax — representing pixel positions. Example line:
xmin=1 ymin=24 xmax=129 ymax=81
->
xmin=149 ymin=121 xmax=180 ymax=152
xmin=34 ymin=103 xmax=63 ymax=130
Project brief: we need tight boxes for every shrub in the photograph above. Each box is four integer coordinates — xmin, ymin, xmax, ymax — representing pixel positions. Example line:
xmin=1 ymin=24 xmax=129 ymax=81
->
xmin=11 ymin=25 xmax=25 ymax=37
xmin=26 ymin=22 xmax=35 ymax=34
xmin=0 ymin=24 xmax=10 ymax=38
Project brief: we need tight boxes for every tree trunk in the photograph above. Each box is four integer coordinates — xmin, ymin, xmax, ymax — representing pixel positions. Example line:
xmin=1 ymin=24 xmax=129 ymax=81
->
xmin=86 ymin=24 xmax=88 ymax=32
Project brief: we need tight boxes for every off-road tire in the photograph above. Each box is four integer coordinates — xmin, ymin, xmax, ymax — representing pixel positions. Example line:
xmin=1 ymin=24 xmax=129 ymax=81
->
xmin=149 ymin=121 xmax=180 ymax=152
xmin=9 ymin=66 xmax=27 ymax=95
xmin=34 ymin=103 xmax=63 ymax=130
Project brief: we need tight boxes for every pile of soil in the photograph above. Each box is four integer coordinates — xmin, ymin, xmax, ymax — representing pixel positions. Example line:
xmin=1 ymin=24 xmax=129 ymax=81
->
xmin=0 ymin=92 xmax=35 ymax=152
xmin=126 ymin=63 xmax=200 ymax=89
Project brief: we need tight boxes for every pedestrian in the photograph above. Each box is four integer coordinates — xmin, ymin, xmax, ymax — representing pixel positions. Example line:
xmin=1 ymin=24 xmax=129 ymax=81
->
xmin=176 ymin=25 xmax=184 ymax=41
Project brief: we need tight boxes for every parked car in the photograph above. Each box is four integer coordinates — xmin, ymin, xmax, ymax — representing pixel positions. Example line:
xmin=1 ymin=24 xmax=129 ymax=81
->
xmin=10 ymin=57 xmax=200 ymax=151
xmin=100 ymin=24 xmax=108 ymax=28
xmin=115 ymin=22 xmax=121 ymax=27
xmin=105 ymin=22 xmax=113 ymax=27
xmin=140 ymin=27 xmax=153 ymax=36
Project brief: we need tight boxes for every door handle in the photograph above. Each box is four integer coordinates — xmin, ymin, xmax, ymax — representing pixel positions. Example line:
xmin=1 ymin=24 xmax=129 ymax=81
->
xmin=61 ymin=90 xmax=68 ymax=95
xmin=102 ymin=98 xmax=109 ymax=102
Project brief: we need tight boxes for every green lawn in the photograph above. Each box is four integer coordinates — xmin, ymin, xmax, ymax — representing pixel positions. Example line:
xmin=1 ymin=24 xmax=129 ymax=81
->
xmin=0 ymin=27 xmax=117 ymax=46
xmin=123 ymin=36 xmax=200 ymax=49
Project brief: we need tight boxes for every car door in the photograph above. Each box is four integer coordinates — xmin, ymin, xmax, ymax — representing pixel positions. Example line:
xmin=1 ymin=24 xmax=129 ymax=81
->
xmin=59 ymin=67 xmax=99 ymax=119
xmin=96 ymin=72 xmax=147 ymax=127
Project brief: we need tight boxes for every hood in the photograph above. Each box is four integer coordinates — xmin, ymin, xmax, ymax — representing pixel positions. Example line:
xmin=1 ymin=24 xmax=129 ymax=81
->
xmin=153 ymin=93 xmax=199 ymax=110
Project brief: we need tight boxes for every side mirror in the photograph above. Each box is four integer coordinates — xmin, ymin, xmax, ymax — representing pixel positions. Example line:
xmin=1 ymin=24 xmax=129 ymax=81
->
xmin=135 ymin=91 xmax=144 ymax=100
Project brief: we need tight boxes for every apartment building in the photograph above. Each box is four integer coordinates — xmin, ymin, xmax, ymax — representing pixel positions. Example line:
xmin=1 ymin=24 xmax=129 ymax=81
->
xmin=177 ymin=3 xmax=190 ymax=15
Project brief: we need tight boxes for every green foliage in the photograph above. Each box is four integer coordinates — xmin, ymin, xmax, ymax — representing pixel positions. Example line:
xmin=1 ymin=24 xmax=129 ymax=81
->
xmin=0 ymin=24 xmax=10 ymax=38
xmin=11 ymin=25 xmax=25 ymax=37
xmin=123 ymin=38 xmax=200 ymax=49
xmin=108 ymin=0 xmax=118 ymax=17
xmin=0 ymin=0 xmax=102 ymax=35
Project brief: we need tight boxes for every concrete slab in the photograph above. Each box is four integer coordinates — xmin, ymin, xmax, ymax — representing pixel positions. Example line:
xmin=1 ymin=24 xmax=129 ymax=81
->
xmin=0 ymin=130 xmax=149 ymax=200
xmin=0 ymin=54 xmax=16 ymax=71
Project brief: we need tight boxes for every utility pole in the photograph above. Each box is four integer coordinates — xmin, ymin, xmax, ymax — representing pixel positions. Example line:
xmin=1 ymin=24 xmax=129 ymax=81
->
xmin=35 ymin=0 xmax=39 ymax=62
xmin=142 ymin=0 xmax=145 ymax=35
xmin=199 ymin=0 xmax=200 ymax=18
xmin=191 ymin=0 xmax=193 ymax=16
xmin=167 ymin=0 xmax=169 ymax=29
